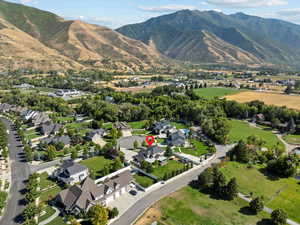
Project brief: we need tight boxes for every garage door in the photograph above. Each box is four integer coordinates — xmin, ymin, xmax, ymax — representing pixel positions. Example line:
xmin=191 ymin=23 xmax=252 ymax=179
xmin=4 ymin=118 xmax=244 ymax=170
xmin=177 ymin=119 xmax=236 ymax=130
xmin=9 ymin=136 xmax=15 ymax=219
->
xmin=115 ymin=190 xmax=120 ymax=198
xmin=121 ymin=187 xmax=126 ymax=194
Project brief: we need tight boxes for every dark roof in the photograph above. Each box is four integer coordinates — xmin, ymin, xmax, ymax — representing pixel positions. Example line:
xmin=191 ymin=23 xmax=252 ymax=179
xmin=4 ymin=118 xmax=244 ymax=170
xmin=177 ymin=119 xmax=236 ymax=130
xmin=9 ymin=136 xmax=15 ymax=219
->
xmin=41 ymin=121 xmax=62 ymax=135
xmin=41 ymin=135 xmax=71 ymax=146
xmin=61 ymin=160 xmax=88 ymax=176
xmin=168 ymin=130 xmax=186 ymax=146
xmin=114 ymin=122 xmax=131 ymax=130
xmin=86 ymin=129 xmax=106 ymax=139
xmin=134 ymin=146 xmax=164 ymax=162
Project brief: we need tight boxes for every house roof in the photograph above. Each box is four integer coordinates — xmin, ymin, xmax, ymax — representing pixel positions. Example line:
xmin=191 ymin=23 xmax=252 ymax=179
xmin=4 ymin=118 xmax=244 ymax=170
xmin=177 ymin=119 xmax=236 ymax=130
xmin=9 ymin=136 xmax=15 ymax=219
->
xmin=114 ymin=122 xmax=131 ymax=130
xmin=41 ymin=121 xmax=62 ymax=135
xmin=61 ymin=160 xmax=88 ymax=176
xmin=42 ymin=135 xmax=71 ymax=146
xmin=86 ymin=129 xmax=106 ymax=139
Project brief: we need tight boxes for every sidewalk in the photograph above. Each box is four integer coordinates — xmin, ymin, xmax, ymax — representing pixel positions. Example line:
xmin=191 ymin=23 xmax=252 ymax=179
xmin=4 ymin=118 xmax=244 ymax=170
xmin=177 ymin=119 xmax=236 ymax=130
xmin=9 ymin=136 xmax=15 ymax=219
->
xmin=238 ymin=193 xmax=300 ymax=225
xmin=38 ymin=207 xmax=60 ymax=225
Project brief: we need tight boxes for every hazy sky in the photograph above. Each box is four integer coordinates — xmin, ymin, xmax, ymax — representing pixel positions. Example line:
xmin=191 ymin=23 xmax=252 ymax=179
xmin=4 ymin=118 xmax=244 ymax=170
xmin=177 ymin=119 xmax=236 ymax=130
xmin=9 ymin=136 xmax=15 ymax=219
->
xmin=7 ymin=0 xmax=300 ymax=28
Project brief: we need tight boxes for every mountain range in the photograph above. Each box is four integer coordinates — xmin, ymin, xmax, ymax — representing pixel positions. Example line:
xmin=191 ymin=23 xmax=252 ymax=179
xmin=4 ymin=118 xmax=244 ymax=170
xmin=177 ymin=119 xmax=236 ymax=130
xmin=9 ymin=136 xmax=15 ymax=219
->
xmin=1 ymin=0 xmax=300 ymax=71
xmin=118 ymin=10 xmax=300 ymax=68
xmin=0 ymin=0 xmax=164 ymax=72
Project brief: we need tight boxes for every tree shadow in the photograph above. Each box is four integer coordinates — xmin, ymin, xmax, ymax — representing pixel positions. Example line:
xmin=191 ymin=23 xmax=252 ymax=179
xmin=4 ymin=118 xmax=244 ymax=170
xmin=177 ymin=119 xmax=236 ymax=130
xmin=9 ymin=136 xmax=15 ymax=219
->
xmin=239 ymin=206 xmax=256 ymax=216
xmin=13 ymin=214 xmax=24 ymax=224
xmin=258 ymin=168 xmax=280 ymax=181
xmin=188 ymin=180 xmax=225 ymax=201
xmin=256 ymin=218 xmax=273 ymax=225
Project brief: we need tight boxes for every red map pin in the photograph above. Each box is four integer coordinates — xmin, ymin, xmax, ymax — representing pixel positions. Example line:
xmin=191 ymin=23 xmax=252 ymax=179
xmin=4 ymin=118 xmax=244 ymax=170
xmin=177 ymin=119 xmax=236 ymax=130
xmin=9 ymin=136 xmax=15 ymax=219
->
xmin=146 ymin=136 xmax=155 ymax=147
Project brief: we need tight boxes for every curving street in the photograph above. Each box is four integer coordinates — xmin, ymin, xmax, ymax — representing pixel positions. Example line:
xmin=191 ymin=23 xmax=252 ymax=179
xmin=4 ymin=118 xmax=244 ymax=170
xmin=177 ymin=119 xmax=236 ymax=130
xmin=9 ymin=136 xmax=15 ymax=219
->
xmin=0 ymin=117 xmax=30 ymax=225
xmin=111 ymin=144 xmax=233 ymax=225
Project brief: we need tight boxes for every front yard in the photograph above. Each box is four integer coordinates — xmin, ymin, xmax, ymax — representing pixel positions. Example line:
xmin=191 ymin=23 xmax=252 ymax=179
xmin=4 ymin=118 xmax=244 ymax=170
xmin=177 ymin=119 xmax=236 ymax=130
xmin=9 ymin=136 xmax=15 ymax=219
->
xmin=24 ymin=129 xmax=42 ymax=140
xmin=175 ymin=139 xmax=211 ymax=157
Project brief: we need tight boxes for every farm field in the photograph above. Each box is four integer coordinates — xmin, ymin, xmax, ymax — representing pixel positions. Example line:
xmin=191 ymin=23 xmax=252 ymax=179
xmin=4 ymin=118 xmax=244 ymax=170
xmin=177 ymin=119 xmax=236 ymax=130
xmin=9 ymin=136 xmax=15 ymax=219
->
xmin=283 ymin=134 xmax=300 ymax=145
xmin=226 ymin=91 xmax=300 ymax=111
xmin=221 ymin=162 xmax=300 ymax=223
xmin=195 ymin=87 xmax=242 ymax=99
xmin=228 ymin=119 xmax=284 ymax=150
xmin=135 ymin=186 xmax=269 ymax=225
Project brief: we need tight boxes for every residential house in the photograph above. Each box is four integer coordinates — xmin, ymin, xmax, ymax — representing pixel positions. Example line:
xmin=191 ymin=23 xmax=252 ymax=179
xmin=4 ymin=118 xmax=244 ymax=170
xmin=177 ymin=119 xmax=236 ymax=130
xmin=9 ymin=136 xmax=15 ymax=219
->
xmin=114 ymin=122 xmax=132 ymax=137
xmin=39 ymin=121 xmax=62 ymax=136
xmin=0 ymin=103 xmax=13 ymax=113
xmin=133 ymin=145 xmax=167 ymax=165
xmin=152 ymin=121 xmax=176 ymax=137
xmin=13 ymin=83 xmax=35 ymax=89
xmin=166 ymin=130 xmax=186 ymax=147
xmin=53 ymin=160 xmax=89 ymax=185
xmin=86 ymin=129 xmax=107 ymax=147
xmin=40 ymin=135 xmax=71 ymax=148
xmin=56 ymin=170 xmax=133 ymax=214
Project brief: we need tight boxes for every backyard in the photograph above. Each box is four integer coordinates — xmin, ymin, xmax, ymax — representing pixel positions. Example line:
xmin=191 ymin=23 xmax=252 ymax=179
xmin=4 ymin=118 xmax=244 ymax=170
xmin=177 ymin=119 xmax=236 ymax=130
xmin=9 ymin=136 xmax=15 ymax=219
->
xmin=135 ymin=186 xmax=269 ymax=225
xmin=220 ymin=161 xmax=300 ymax=223
xmin=195 ymin=87 xmax=242 ymax=99
xmin=175 ymin=139 xmax=210 ymax=157
xmin=228 ymin=119 xmax=284 ymax=150
xmin=80 ymin=156 xmax=114 ymax=179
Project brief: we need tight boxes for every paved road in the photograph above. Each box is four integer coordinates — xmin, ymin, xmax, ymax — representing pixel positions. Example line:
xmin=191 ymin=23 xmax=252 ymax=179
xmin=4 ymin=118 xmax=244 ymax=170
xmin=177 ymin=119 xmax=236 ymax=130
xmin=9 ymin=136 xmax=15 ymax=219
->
xmin=0 ymin=117 xmax=31 ymax=225
xmin=111 ymin=144 xmax=233 ymax=225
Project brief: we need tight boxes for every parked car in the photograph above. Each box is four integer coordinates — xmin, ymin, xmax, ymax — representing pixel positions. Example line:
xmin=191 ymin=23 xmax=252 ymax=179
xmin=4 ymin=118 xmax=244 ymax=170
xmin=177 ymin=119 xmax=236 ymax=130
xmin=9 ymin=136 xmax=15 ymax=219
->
xmin=129 ymin=189 xmax=138 ymax=196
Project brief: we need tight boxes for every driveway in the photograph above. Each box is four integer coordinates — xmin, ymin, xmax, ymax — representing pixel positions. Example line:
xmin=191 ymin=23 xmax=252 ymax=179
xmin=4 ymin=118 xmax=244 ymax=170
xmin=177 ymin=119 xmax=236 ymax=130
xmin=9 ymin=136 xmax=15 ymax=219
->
xmin=0 ymin=117 xmax=31 ymax=225
xmin=111 ymin=144 xmax=232 ymax=225
xmin=117 ymin=136 xmax=145 ymax=149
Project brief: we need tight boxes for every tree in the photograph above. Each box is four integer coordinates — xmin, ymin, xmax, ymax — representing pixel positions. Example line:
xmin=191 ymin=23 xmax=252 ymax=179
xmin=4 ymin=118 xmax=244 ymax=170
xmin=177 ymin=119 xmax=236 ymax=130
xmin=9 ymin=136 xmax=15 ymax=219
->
xmin=70 ymin=219 xmax=81 ymax=225
xmin=164 ymin=146 xmax=173 ymax=157
xmin=284 ymin=85 xmax=292 ymax=95
xmin=23 ymin=219 xmax=38 ymax=225
xmin=111 ymin=157 xmax=123 ymax=172
xmin=88 ymin=204 xmax=109 ymax=225
xmin=197 ymin=168 xmax=214 ymax=190
xmin=271 ymin=209 xmax=287 ymax=225
xmin=45 ymin=145 xmax=56 ymax=161
xmin=230 ymin=140 xmax=253 ymax=163
xmin=267 ymin=154 xmax=299 ymax=177
xmin=71 ymin=150 xmax=78 ymax=160
xmin=225 ymin=178 xmax=238 ymax=200
xmin=108 ymin=207 xmax=119 ymax=219
xmin=23 ymin=203 xmax=38 ymax=220
xmin=249 ymin=197 xmax=264 ymax=214
xmin=212 ymin=167 xmax=226 ymax=197
xmin=133 ymin=140 xmax=139 ymax=149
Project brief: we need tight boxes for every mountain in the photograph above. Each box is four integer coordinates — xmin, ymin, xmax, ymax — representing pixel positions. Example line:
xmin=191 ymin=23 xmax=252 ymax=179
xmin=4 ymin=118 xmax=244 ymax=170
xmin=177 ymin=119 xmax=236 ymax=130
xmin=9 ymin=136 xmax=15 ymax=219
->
xmin=0 ymin=0 xmax=164 ymax=71
xmin=117 ymin=10 xmax=300 ymax=67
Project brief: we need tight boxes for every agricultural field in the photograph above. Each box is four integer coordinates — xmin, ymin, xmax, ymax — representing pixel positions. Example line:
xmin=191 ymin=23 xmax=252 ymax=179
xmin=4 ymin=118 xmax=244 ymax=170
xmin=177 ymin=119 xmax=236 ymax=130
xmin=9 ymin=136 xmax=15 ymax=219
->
xmin=228 ymin=119 xmax=284 ymax=150
xmin=195 ymin=87 xmax=242 ymax=99
xmin=283 ymin=134 xmax=300 ymax=145
xmin=226 ymin=91 xmax=300 ymax=111
xmin=135 ymin=186 xmax=269 ymax=225
xmin=221 ymin=162 xmax=300 ymax=223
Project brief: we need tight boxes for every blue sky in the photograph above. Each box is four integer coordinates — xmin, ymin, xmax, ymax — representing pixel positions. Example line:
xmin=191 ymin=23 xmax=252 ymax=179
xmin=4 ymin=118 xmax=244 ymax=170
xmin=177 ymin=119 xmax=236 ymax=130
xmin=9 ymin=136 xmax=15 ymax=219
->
xmin=7 ymin=0 xmax=300 ymax=28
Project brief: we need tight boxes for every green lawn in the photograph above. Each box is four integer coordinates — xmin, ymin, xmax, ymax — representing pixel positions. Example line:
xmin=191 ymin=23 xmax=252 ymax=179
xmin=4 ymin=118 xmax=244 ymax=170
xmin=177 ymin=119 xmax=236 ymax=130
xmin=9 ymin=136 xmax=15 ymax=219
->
xmin=38 ymin=205 xmax=56 ymax=223
xmin=128 ymin=120 xmax=147 ymax=129
xmin=152 ymin=160 xmax=185 ymax=180
xmin=24 ymin=129 xmax=41 ymax=140
xmin=102 ymin=122 xmax=112 ymax=129
xmin=132 ymin=130 xmax=148 ymax=135
xmin=175 ymin=139 xmax=209 ymax=157
xmin=221 ymin=161 xmax=300 ymax=223
xmin=80 ymin=156 xmax=114 ymax=178
xmin=39 ymin=172 xmax=57 ymax=190
xmin=283 ymin=134 xmax=300 ymax=145
xmin=136 ymin=186 xmax=270 ymax=225
xmin=170 ymin=122 xmax=188 ymax=129
xmin=134 ymin=174 xmax=155 ymax=188
xmin=228 ymin=120 xmax=284 ymax=150
xmin=47 ymin=216 xmax=67 ymax=225
xmin=65 ymin=121 xmax=90 ymax=129
xmin=53 ymin=116 xmax=74 ymax=123
xmin=40 ymin=186 xmax=63 ymax=202
xmin=194 ymin=87 xmax=242 ymax=99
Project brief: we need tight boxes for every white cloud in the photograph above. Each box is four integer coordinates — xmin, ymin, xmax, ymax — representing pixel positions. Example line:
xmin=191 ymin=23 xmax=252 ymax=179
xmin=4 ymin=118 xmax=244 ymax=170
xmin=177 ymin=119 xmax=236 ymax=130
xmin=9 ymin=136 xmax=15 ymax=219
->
xmin=20 ymin=0 xmax=35 ymax=3
xmin=205 ymin=0 xmax=287 ymax=8
xmin=277 ymin=9 xmax=300 ymax=17
xmin=138 ymin=5 xmax=198 ymax=13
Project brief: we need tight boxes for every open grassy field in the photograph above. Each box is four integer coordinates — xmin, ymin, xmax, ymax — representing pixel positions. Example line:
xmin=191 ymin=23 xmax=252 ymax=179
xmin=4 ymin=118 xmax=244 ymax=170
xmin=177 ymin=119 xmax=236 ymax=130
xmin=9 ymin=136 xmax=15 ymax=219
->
xmin=195 ymin=87 xmax=242 ymax=99
xmin=283 ymin=134 xmax=300 ymax=145
xmin=152 ymin=160 xmax=185 ymax=180
xmin=221 ymin=162 xmax=300 ymax=223
xmin=175 ymin=139 xmax=209 ymax=157
xmin=228 ymin=120 xmax=284 ymax=150
xmin=128 ymin=120 xmax=147 ymax=129
xmin=135 ymin=186 xmax=269 ymax=225
xmin=226 ymin=91 xmax=300 ymax=111
xmin=80 ymin=156 xmax=114 ymax=178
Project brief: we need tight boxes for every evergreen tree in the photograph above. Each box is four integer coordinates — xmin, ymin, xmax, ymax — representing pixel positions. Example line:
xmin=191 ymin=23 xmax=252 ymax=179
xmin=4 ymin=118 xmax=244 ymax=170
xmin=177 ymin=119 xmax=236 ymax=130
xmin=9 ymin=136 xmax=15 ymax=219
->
xmin=249 ymin=197 xmax=264 ymax=214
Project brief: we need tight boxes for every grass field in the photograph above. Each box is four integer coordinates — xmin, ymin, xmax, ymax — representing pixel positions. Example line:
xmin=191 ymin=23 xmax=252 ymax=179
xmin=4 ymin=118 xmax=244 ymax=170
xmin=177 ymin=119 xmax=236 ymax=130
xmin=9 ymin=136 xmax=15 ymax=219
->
xmin=128 ymin=121 xmax=147 ymax=129
xmin=228 ymin=120 xmax=284 ymax=150
xmin=152 ymin=160 xmax=185 ymax=180
xmin=221 ymin=162 xmax=300 ymax=223
xmin=226 ymin=91 xmax=300 ymax=111
xmin=47 ymin=216 xmax=66 ymax=225
xmin=195 ymin=87 xmax=242 ymax=99
xmin=134 ymin=173 xmax=156 ymax=188
xmin=40 ymin=186 xmax=63 ymax=202
xmin=135 ymin=186 xmax=269 ymax=225
xmin=24 ymin=129 xmax=41 ymax=140
xmin=283 ymin=134 xmax=300 ymax=145
xmin=175 ymin=139 xmax=209 ymax=157
xmin=39 ymin=172 xmax=57 ymax=190
xmin=80 ymin=156 xmax=114 ymax=178
xmin=38 ymin=205 xmax=56 ymax=223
